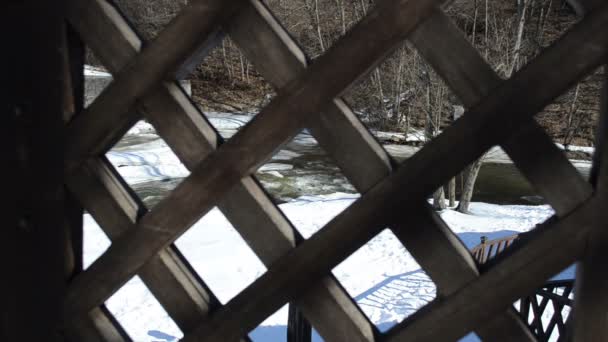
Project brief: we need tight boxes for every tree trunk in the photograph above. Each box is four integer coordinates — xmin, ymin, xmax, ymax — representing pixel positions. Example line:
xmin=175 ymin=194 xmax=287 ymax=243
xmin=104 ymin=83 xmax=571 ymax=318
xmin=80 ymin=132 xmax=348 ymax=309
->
xmin=458 ymin=158 xmax=484 ymax=213
xmin=433 ymin=187 xmax=447 ymax=210
xmin=448 ymin=177 xmax=456 ymax=207
xmin=287 ymin=304 xmax=311 ymax=342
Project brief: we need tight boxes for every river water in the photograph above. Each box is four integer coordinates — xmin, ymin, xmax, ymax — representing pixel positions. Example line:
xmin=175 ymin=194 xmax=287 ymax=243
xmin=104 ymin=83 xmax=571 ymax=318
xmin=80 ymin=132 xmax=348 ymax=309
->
xmin=112 ymin=114 xmax=591 ymax=208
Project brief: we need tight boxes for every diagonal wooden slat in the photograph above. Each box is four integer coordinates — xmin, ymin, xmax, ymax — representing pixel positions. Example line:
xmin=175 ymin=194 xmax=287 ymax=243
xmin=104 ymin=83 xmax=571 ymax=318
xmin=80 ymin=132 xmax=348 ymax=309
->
xmin=66 ymin=157 xmax=222 ymax=333
xmin=65 ymin=0 xmax=240 ymax=161
xmin=384 ymin=197 xmax=600 ymax=342
xmin=228 ymin=2 xmax=533 ymax=340
xmin=64 ymin=0 xmax=446 ymax=317
xmin=176 ymin=8 xmax=608 ymax=341
xmin=67 ymin=1 xmax=377 ymax=340
xmin=65 ymin=306 xmax=131 ymax=342
xmin=409 ymin=9 xmax=592 ymax=217
xmin=571 ymin=62 xmax=608 ymax=341
xmin=226 ymin=0 xmax=393 ymax=188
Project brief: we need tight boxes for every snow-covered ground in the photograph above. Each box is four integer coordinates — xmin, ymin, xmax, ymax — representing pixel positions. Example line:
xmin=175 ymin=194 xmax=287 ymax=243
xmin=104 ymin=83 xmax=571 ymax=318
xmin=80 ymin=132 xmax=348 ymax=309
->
xmin=87 ymin=118 xmax=578 ymax=341
xmin=84 ymin=196 xmax=560 ymax=342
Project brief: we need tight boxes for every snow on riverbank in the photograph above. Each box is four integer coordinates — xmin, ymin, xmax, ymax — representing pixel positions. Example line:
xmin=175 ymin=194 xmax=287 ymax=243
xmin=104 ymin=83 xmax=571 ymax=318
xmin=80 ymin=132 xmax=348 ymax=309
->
xmin=84 ymin=193 xmax=555 ymax=342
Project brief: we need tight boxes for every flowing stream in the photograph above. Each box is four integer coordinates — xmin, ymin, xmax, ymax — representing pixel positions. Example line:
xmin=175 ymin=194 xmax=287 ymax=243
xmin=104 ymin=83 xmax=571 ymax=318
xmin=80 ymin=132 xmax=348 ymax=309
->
xmin=110 ymin=113 xmax=592 ymax=208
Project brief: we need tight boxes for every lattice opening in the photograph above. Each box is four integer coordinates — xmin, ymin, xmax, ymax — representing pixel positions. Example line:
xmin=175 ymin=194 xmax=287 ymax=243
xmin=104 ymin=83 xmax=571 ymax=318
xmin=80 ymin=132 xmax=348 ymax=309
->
xmin=175 ymin=208 xmax=267 ymax=304
xmin=332 ymin=229 xmax=437 ymax=330
xmin=248 ymin=304 xmax=289 ymax=342
xmin=257 ymin=133 xmax=357 ymax=203
xmin=111 ymin=0 xmax=187 ymax=42
xmin=84 ymin=63 xmax=112 ymax=107
xmin=536 ymin=71 xmax=603 ymax=154
xmin=445 ymin=0 xmax=581 ymax=80
xmin=265 ymin=0 xmax=368 ymax=60
xmin=105 ymin=275 xmax=183 ymax=341
xmin=193 ymin=38 xmax=277 ymax=114
xmin=106 ymin=121 xmax=189 ymax=208
xmin=344 ymin=41 xmax=458 ymax=141
xmin=82 ymin=213 xmax=111 ymax=270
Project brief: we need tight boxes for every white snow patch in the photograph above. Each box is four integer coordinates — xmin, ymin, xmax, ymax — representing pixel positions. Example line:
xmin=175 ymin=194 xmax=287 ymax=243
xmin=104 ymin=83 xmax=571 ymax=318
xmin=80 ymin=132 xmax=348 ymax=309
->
xmin=107 ymin=139 xmax=189 ymax=184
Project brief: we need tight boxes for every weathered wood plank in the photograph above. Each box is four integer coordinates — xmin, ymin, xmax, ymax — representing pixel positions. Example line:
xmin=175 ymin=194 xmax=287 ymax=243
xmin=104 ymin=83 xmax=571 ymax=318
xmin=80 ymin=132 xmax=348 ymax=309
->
xmin=67 ymin=157 xmax=221 ymax=334
xmin=64 ymin=0 xmax=445 ymax=318
xmin=384 ymin=198 xmax=599 ymax=342
xmin=65 ymin=0 xmax=240 ymax=160
xmin=68 ymin=1 xmax=376 ymax=340
xmin=410 ymin=9 xmax=592 ymax=217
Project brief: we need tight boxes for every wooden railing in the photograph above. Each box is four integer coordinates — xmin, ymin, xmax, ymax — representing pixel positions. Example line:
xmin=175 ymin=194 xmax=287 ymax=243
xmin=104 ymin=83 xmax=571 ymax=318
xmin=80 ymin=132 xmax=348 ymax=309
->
xmin=518 ymin=280 xmax=574 ymax=341
xmin=470 ymin=234 xmax=520 ymax=264
xmin=471 ymin=233 xmax=575 ymax=342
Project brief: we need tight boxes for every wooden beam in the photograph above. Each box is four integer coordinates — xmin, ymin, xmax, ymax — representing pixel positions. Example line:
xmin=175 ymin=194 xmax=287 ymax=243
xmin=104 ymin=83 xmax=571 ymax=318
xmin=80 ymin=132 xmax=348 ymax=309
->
xmin=64 ymin=0 xmax=445 ymax=318
xmin=65 ymin=0 xmax=240 ymax=160
xmin=229 ymin=3 xmax=533 ymax=340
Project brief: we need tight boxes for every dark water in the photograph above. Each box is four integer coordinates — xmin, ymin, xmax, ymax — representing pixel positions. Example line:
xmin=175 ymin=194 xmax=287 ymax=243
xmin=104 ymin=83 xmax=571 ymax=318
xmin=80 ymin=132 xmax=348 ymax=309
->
xmin=130 ymin=151 xmax=591 ymax=208
xmin=473 ymin=162 xmax=589 ymax=204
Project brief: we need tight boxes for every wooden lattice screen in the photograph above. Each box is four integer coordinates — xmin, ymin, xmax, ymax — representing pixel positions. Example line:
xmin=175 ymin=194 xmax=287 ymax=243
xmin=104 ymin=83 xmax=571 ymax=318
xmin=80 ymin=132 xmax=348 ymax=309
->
xmin=59 ymin=0 xmax=608 ymax=340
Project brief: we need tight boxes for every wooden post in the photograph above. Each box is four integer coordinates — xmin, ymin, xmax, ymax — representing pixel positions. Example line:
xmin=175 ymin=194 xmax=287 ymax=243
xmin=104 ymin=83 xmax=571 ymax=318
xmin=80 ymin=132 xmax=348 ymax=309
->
xmin=479 ymin=236 xmax=488 ymax=264
xmin=571 ymin=64 xmax=608 ymax=341
xmin=287 ymin=303 xmax=312 ymax=342
xmin=0 ymin=1 xmax=71 ymax=340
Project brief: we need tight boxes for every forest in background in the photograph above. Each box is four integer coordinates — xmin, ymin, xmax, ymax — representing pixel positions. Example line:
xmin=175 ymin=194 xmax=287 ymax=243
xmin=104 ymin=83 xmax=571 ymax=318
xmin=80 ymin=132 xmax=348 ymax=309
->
xmin=100 ymin=0 xmax=603 ymax=148
xmin=89 ymin=0 xmax=604 ymax=210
